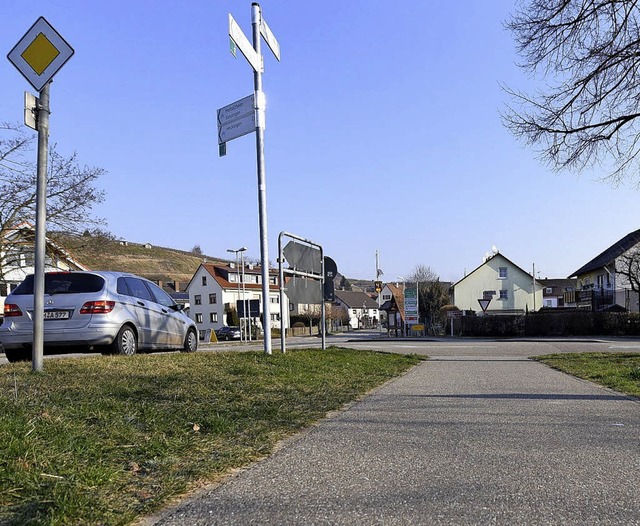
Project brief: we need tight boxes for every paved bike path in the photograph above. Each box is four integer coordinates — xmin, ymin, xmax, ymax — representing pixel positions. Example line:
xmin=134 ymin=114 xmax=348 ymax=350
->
xmin=150 ymin=356 xmax=639 ymax=525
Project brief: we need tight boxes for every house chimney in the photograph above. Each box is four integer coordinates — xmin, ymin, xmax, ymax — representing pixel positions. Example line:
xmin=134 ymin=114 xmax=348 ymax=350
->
xmin=230 ymin=262 xmax=236 ymax=269
xmin=173 ymin=280 xmax=180 ymax=292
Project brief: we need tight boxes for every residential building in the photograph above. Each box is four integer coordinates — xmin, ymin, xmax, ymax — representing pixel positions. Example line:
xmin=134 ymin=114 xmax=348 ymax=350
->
xmin=377 ymin=283 xmax=404 ymax=335
xmin=538 ymin=278 xmax=577 ymax=309
xmin=185 ymin=262 xmax=288 ymax=341
xmin=568 ymin=228 xmax=640 ymax=312
xmin=333 ymin=290 xmax=379 ymax=329
xmin=453 ymin=252 xmax=543 ymax=314
xmin=1 ymin=223 xmax=87 ymax=311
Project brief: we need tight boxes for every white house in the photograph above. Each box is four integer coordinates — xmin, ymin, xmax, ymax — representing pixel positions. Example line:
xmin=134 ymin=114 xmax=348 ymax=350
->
xmin=185 ymin=262 xmax=289 ymax=341
xmin=454 ymin=252 xmax=543 ymax=314
xmin=333 ymin=290 xmax=379 ymax=329
xmin=1 ymin=223 xmax=88 ymax=311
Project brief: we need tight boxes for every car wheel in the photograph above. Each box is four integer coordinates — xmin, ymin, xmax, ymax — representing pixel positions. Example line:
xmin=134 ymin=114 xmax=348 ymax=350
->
xmin=4 ymin=348 xmax=31 ymax=363
xmin=111 ymin=325 xmax=137 ymax=356
xmin=182 ymin=328 xmax=198 ymax=353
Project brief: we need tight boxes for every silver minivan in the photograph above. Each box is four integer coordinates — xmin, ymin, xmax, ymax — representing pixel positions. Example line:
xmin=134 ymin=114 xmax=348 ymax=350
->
xmin=0 ymin=271 xmax=198 ymax=362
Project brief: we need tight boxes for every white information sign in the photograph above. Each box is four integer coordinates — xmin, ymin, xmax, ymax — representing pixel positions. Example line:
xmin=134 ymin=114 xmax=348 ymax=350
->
xmin=218 ymin=111 xmax=256 ymax=144
xmin=229 ymin=14 xmax=262 ymax=73
xmin=217 ymin=94 xmax=254 ymax=126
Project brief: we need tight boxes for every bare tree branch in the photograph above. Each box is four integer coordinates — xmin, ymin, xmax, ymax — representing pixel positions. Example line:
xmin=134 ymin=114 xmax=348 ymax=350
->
xmin=504 ymin=0 xmax=640 ymax=185
xmin=0 ymin=124 xmax=107 ymax=285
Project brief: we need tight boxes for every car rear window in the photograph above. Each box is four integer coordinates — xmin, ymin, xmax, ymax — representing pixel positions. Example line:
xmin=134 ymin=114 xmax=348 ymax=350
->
xmin=12 ymin=273 xmax=105 ymax=295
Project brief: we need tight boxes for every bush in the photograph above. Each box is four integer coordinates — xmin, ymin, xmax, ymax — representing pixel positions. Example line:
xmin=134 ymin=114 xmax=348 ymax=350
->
xmin=458 ymin=310 xmax=640 ymax=337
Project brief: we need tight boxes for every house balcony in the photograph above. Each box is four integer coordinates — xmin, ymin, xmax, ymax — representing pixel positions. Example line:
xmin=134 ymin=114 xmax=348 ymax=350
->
xmin=563 ymin=289 xmax=616 ymax=311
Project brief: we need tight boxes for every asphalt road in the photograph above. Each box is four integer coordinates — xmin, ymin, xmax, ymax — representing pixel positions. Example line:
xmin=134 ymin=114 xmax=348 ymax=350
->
xmin=143 ymin=336 xmax=640 ymax=526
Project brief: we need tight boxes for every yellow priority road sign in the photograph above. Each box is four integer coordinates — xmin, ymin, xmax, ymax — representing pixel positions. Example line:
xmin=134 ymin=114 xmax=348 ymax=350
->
xmin=7 ymin=17 xmax=74 ymax=92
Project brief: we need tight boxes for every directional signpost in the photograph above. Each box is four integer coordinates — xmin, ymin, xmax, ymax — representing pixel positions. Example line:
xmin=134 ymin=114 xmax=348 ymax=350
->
xmin=219 ymin=4 xmax=280 ymax=355
xmin=7 ymin=17 xmax=74 ymax=372
xmin=217 ymin=94 xmax=256 ymax=146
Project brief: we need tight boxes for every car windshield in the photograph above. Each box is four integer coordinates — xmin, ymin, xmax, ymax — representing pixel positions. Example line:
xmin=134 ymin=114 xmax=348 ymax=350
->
xmin=12 ymin=273 xmax=105 ymax=295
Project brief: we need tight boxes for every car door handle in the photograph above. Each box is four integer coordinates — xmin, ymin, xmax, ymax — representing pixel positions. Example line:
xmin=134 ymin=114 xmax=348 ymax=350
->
xmin=162 ymin=308 xmax=168 ymax=313
xmin=137 ymin=301 xmax=145 ymax=306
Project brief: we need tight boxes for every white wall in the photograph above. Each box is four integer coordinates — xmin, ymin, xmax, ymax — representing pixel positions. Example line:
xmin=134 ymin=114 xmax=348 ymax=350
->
xmin=454 ymin=254 xmax=543 ymax=313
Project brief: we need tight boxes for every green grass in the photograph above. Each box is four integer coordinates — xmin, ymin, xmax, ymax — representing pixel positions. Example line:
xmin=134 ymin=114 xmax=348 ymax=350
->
xmin=534 ymin=352 xmax=640 ymax=397
xmin=0 ymin=347 xmax=423 ymax=525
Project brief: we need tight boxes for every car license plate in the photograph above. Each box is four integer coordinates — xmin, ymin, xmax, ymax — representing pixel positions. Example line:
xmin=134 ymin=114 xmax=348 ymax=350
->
xmin=44 ymin=310 xmax=71 ymax=320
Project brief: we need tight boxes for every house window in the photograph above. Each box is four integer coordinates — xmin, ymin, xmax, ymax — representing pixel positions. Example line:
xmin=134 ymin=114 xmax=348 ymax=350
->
xmin=201 ymin=276 xmax=207 ymax=286
xmin=0 ymin=284 xmax=7 ymax=296
xmin=195 ymin=313 xmax=203 ymax=323
xmin=353 ymin=309 xmax=357 ymax=314
xmin=499 ymin=267 xmax=508 ymax=279
xmin=229 ymin=273 xmax=237 ymax=283
xmin=290 ymin=304 xmax=294 ymax=311
xmin=383 ymin=294 xmax=391 ymax=301
xmin=499 ymin=290 xmax=508 ymax=300
xmin=210 ymin=312 xmax=218 ymax=323
xmin=194 ymin=295 xmax=202 ymax=305
xmin=270 ymin=296 xmax=279 ymax=304
xmin=545 ymin=300 xmax=553 ymax=307
xmin=270 ymin=276 xmax=277 ymax=284
xmin=483 ymin=290 xmax=496 ymax=300
xmin=546 ymin=287 xmax=553 ymax=294
xmin=209 ymin=293 xmax=217 ymax=304
xmin=270 ymin=313 xmax=280 ymax=321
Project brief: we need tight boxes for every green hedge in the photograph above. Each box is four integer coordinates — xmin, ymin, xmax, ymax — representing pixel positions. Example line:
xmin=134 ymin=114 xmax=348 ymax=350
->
xmin=459 ymin=311 xmax=640 ymax=337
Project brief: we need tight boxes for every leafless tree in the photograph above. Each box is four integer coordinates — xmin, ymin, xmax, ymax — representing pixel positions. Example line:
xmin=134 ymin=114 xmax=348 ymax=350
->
xmin=408 ymin=264 xmax=449 ymax=332
xmin=299 ymin=303 xmax=322 ymax=335
xmin=0 ymin=123 xmax=106 ymax=284
xmin=617 ymin=246 xmax=640 ymax=293
xmin=504 ymin=1 xmax=640 ymax=185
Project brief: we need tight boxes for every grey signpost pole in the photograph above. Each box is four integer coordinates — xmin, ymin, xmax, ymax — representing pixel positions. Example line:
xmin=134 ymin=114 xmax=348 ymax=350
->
xmin=31 ymin=82 xmax=51 ymax=372
xmin=251 ymin=3 xmax=272 ymax=355
xmin=8 ymin=17 xmax=74 ymax=372
xmin=222 ymin=4 xmax=279 ymax=354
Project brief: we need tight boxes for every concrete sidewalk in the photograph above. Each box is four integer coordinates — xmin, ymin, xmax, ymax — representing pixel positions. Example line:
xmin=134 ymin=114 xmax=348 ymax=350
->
xmin=149 ymin=355 xmax=639 ymax=525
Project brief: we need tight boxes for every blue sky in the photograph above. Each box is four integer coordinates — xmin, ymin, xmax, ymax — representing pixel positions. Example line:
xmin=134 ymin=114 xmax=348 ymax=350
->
xmin=1 ymin=1 xmax=638 ymax=284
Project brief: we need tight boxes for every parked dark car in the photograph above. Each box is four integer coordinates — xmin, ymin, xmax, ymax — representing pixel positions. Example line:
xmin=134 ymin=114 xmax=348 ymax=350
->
xmin=0 ymin=271 xmax=198 ymax=362
xmin=215 ymin=326 xmax=241 ymax=341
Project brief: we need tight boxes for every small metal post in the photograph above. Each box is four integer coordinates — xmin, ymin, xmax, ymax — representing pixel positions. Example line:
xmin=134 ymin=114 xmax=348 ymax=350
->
xmin=32 ymin=81 xmax=51 ymax=372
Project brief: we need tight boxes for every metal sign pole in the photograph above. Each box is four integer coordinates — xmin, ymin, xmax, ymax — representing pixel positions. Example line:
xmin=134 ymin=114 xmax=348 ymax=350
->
xmin=278 ymin=232 xmax=286 ymax=354
xmin=251 ymin=3 xmax=272 ymax=355
xmin=32 ymin=82 xmax=51 ymax=372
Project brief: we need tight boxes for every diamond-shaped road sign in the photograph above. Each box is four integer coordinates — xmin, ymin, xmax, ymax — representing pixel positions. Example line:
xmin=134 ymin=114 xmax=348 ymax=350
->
xmin=8 ymin=17 xmax=74 ymax=92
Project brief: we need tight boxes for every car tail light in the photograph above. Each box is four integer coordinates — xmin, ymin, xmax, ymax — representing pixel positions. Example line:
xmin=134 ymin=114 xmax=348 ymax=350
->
xmin=80 ymin=301 xmax=115 ymax=314
xmin=4 ymin=304 xmax=23 ymax=317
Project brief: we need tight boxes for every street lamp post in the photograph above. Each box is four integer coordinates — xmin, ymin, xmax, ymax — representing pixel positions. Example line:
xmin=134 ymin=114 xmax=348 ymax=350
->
xmin=227 ymin=247 xmax=247 ymax=342
xmin=240 ymin=249 xmax=250 ymax=342
xmin=397 ymin=276 xmax=405 ymax=336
